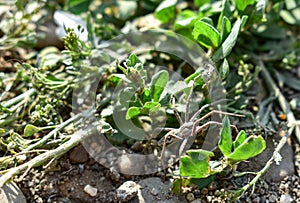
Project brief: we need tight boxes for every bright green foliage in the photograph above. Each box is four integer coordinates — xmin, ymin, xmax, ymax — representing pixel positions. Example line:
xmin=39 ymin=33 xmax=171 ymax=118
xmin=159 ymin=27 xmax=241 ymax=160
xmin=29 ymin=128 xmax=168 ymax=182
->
xmin=194 ymin=0 xmax=210 ymax=8
xmin=193 ymin=20 xmax=221 ymax=48
xmin=218 ymin=116 xmax=233 ymax=156
xmin=179 ymin=116 xmax=266 ymax=185
xmin=220 ymin=16 xmax=232 ymax=42
xmin=143 ymin=102 xmax=161 ymax=113
xmin=219 ymin=117 xmax=266 ymax=163
xmin=180 ymin=149 xmax=215 ymax=178
xmin=212 ymin=18 xmax=243 ymax=62
xmin=235 ymin=0 xmax=256 ymax=12
xmin=155 ymin=0 xmax=177 ymax=23
xmin=226 ymin=135 xmax=266 ymax=162
xmin=150 ymin=70 xmax=169 ymax=102
xmin=24 ymin=124 xmax=40 ymax=137
xmin=233 ymin=130 xmax=247 ymax=149
xmin=126 ymin=107 xmax=141 ymax=120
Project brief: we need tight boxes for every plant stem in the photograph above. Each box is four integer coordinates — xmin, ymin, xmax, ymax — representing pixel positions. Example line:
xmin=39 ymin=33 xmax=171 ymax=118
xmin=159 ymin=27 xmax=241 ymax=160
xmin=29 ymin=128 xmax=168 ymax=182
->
xmin=24 ymin=112 xmax=84 ymax=151
xmin=235 ymin=129 xmax=290 ymax=199
xmin=234 ymin=58 xmax=300 ymax=198
xmin=0 ymin=130 xmax=84 ymax=188
xmin=1 ymin=89 xmax=36 ymax=108
xmin=258 ymin=59 xmax=300 ymax=142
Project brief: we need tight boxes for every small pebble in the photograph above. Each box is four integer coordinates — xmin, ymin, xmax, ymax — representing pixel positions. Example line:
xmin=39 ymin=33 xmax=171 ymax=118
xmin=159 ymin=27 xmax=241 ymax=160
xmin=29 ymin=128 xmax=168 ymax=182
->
xmin=260 ymin=195 xmax=266 ymax=203
xmin=268 ymin=194 xmax=277 ymax=202
xmin=280 ymin=194 xmax=293 ymax=203
xmin=69 ymin=145 xmax=89 ymax=164
xmin=151 ymin=188 xmax=158 ymax=196
xmin=186 ymin=193 xmax=195 ymax=202
xmin=116 ymin=181 xmax=138 ymax=202
xmin=208 ymin=182 xmax=217 ymax=190
xmin=201 ymin=188 xmax=208 ymax=195
xmin=84 ymin=184 xmax=97 ymax=197
xmin=109 ymin=167 xmax=121 ymax=182
xmin=253 ymin=196 xmax=260 ymax=203
xmin=130 ymin=141 xmax=143 ymax=152
xmin=194 ymin=189 xmax=201 ymax=198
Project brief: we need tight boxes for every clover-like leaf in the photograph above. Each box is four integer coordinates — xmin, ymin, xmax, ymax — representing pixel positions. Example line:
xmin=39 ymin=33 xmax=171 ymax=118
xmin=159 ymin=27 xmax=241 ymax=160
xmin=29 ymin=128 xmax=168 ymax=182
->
xmin=150 ymin=70 xmax=169 ymax=102
xmin=143 ymin=101 xmax=161 ymax=113
xmin=126 ymin=53 xmax=142 ymax=69
xmin=126 ymin=107 xmax=141 ymax=120
xmin=193 ymin=19 xmax=221 ymax=48
xmin=180 ymin=149 xmax=214 ymax=178
xmin=24 ymin=124 xmax=40 ymax=137
xmin=218 ymin=116 xmax=232 ymax=156
xmin=233 ymin=130 xmax=247 ymax=149
xmin=226 ymin=135 xmax=266 ymax=162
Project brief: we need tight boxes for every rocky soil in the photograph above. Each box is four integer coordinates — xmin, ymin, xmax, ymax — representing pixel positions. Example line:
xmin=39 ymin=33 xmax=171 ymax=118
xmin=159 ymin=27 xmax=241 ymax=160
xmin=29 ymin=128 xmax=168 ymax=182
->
xmin=1 ymin=132 xmax=297 ymax=203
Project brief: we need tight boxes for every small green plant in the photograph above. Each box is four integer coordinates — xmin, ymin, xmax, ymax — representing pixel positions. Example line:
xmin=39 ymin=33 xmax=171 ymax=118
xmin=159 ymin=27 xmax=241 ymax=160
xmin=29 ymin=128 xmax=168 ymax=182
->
xmin=114 ymin=53 xmax=171 ymax=120
xmin=109 ymin=53 xmax=266 ymax=199
xmin=172 ymin=116 xmax=266 ymax=199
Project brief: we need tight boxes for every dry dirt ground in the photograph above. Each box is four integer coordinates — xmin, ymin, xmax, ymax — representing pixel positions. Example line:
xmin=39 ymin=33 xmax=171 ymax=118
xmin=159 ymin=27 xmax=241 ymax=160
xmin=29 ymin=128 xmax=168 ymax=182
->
xmin=14 ymin=133 xmax=300 ymax=203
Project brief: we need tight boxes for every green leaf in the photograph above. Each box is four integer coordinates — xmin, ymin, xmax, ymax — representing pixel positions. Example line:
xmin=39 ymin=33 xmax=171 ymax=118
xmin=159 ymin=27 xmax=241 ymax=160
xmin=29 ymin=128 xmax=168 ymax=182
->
xmin=192 ymin=20 xmax=221 ymax=48
xmin=227 ymin=135 xmax=266 ymax=162
xmin=233 ymin=130 xmax=247 ymax=149
xmin=199 ymin=17 xmax=214 ymax=26
xmin=245 ymin=0 xmax=266 ymax=25
xmin=174 ymin=10 xmax=198 ymax=39
xmin=15 ymin=0 xmax=26 ymax=11
xmin=143 ymin=101 xmax=161 ymax=113
xmin=159 ymin=93 xmax=171 ymax=106
xmin=67 ymin=0 xmax=93 ymax=14
xmin=126 ymin=53 xmax=142 ymax=68
xmin=142 ymin=88 xmax=151 ymax=103
xmin=184 ymin=71 xmax=203 ymax=87
xmin=191 ymin=175 xmax=216 ymax=189
xmin=284 ymin=0 xmax=298 ymax=10
xmin=24 ymin=124 xmax=40 ymax=137
xmin=212 ymin=18 xmax=241 ymax=62
xmin=126 ymin=107 xmax=141 ymax=120
xmin=194 ymin=0 xmax=210 ymax=8
xmin=218 ymin=116 xmax=232 ymax=156
xmin=167 ymin=81 xmax=190 ymax=95
xmin=119 ymin=87 xmax=141 ymax=108
xmin=280 ymin=8 xmax=300 ymax=25
xmin=217 ymin=0 xmax=233 ymax=31
xmin=180 ymin=149 xmax=214 ymax=178
xmin=220 ymin=16 xmax=232 ymax=42
xmin=219 ymin=58 xmax=229 ymax=80
xmin=0 ymin=128 xmax=5 ymax=134
xmin=155 ymin=0 xmax=177 ymax=23
xmin=150 ymin=70 xmax=169 ymax=102
xmin=235 ymin=0 xmax=256 ymax=11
